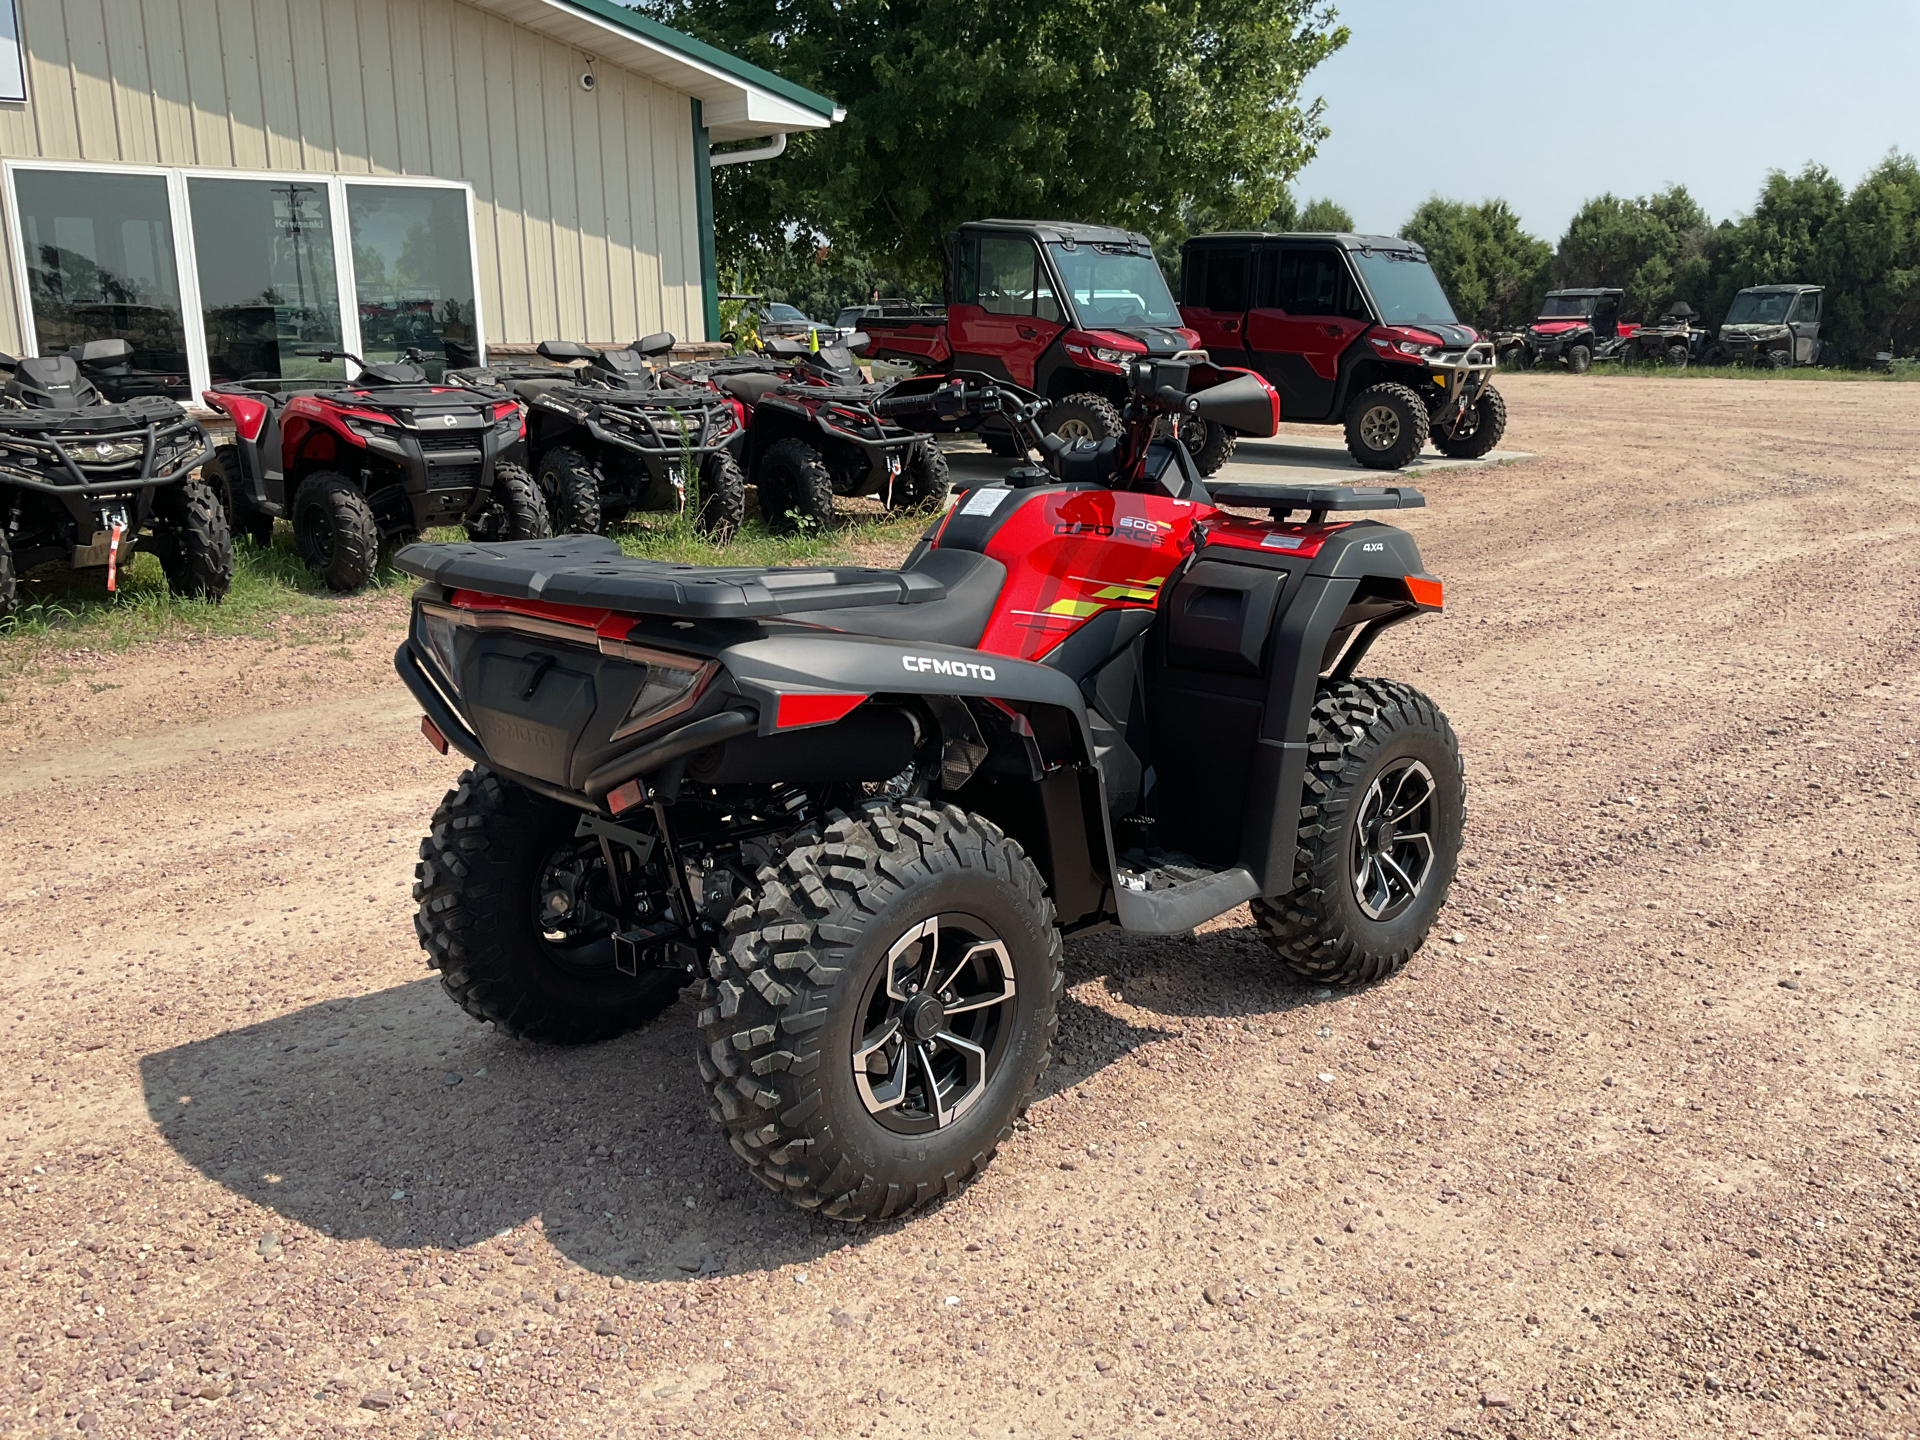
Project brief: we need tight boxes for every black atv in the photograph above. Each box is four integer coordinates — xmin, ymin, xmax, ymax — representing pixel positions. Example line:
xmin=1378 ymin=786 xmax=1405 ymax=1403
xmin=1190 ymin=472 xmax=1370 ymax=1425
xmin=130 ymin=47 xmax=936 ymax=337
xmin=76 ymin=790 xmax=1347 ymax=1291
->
xmin=201 ymin=346 xmax=546 ymax=592
xmin=673 ymin=334 xmax=948 ymax=533
xmin=0 ymin=339 xmax=229 ymax=619
xmin=463 ymin=334 xmax=748 ymax=539
xmin=391 ymin=357 xmax=1463 ymax=1222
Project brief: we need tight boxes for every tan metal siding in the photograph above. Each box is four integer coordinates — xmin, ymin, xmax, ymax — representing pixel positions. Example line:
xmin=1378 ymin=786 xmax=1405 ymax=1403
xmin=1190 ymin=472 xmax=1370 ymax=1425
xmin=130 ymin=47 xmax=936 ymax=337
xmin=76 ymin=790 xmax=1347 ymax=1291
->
xmin=0 ymin=0 xmax=709 ymax=358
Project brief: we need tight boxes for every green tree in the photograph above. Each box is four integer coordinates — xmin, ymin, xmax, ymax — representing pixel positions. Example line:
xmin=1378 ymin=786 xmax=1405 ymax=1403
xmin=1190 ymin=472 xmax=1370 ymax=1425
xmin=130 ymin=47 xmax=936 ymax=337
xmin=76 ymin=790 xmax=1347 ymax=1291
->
xmin=1399 ymin=198 xmax=1550 ymax=332
xmin=1297 ymin=197 xmax=1354 ymax=231
xmin=1553 ymin=185 xmax=1717 ymax=319
xmin=1822 ymin=153 xmax=1920 ymax=358
xmin=651 ymin=0 xmax=1348 ymax=285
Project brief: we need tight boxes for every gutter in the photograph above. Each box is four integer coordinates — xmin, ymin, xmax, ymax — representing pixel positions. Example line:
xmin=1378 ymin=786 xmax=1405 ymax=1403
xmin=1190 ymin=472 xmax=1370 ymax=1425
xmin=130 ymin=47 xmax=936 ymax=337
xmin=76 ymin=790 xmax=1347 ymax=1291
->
xmin=709 ymin=133 xmax=788 ymax=167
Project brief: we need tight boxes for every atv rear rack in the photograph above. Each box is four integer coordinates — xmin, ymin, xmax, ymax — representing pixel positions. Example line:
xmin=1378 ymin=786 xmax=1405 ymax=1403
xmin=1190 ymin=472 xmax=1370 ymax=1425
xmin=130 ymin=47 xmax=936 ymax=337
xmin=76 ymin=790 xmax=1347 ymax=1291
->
xmin=392 ymin=535 xmax=948 ymax=615
xmin=1206 ymin=482 xmax=1425 ymax=522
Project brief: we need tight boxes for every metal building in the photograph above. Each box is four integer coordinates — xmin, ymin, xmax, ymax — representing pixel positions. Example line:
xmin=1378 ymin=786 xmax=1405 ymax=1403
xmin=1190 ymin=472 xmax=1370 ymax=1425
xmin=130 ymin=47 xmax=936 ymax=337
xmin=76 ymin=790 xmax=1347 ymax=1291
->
xmin=0 ymin=0 xmax=836 ymax=399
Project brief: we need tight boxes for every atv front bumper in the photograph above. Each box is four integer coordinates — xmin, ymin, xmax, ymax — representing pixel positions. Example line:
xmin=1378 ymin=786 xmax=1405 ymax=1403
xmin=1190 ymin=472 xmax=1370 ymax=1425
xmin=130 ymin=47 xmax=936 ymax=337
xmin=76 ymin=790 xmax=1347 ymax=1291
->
xmin=1400 ymin=343 xmax=1497 ymax=429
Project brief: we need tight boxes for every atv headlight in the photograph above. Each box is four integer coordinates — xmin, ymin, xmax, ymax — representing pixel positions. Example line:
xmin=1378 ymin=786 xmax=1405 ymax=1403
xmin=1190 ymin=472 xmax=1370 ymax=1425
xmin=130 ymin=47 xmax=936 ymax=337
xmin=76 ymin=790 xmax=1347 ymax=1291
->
xmin=82 ymin=440 xmax=144 ymax=464
xmin=600 ymin=644 xmax=713 ymax=741
xmin=1091 ymin=347 xmax=1133 ymax=365
xmin=416 ymin=609 xmax=463 ymax=697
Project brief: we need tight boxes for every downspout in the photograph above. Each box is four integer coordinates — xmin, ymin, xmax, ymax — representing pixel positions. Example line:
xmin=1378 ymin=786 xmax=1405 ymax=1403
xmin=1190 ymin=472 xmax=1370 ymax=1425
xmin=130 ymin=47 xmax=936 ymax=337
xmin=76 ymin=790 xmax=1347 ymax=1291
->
xmin=709 ymin=133 xmax=788 ymax=166
xmin=691 ymin=99 xmax=720 ymax=344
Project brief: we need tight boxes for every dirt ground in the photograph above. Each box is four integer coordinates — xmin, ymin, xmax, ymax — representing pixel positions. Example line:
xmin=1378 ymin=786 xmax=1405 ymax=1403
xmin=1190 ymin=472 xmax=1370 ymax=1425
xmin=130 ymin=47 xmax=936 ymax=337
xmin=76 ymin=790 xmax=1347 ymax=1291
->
xmin=2 ymin=374 xmax=1918 ymax=1440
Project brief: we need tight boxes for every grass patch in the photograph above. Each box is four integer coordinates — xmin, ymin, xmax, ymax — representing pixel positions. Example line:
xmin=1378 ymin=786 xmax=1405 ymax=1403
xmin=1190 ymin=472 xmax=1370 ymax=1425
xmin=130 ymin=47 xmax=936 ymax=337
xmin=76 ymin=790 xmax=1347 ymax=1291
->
xmin=0 ymin=503 xmax=935 ymax=663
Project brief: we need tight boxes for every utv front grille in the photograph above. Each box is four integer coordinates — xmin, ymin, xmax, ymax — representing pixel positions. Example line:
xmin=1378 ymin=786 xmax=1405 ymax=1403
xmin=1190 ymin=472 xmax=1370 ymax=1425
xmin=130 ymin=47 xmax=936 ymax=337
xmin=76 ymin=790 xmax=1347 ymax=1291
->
xmin=427 ymin=464 xmax=481 ymax=491
xmin=417 ymin=432 xmax=482 ymax=455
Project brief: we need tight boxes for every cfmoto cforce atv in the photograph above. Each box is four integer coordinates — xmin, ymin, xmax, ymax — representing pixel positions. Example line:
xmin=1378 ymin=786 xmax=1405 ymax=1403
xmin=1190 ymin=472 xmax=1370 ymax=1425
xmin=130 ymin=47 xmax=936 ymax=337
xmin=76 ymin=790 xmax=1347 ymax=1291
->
xmin=470 ymin=334 xmax=747 ymax=538
xmin=392 ymin=359 xmax=1463 ymax=1221
xmin=201 ymin=346 xmax=545 ymax=591
xmin=0 ymin=339 xmax=229 ymax=619
xmin=674 ymin=335 xmax=949 ymax=533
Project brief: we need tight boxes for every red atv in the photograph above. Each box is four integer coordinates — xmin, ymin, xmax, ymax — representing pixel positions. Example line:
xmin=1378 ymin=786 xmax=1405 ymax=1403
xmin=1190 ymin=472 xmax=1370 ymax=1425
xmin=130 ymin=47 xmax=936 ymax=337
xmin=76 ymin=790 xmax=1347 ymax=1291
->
xmin=669 ymin=334 xmax=948 ymax=532
xmin=857 ymin=221 xmax=1240 ymax=471
xmin=201 ymin=347 xmax=546 ymax=590
xmin=1180 ymin=231 xmax=1505 ymax=470
xmin=390 ymin=356 xmax=1464 ymax=1221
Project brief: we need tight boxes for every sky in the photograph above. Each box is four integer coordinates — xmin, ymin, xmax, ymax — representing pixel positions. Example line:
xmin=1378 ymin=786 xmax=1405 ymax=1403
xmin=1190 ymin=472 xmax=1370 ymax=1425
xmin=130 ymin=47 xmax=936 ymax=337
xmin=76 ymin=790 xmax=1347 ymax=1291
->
xmin=1288 ymin=0 xmax=1920 ymax=242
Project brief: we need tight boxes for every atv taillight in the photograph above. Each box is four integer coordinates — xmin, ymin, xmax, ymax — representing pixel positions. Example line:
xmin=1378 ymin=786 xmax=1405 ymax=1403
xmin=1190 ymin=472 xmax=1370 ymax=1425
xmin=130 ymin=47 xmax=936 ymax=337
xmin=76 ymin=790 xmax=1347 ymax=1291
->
xmin=416 ymin=609 xmax=463 ymax=696
xmin=606 ymin=649 xmax=713 ymax=741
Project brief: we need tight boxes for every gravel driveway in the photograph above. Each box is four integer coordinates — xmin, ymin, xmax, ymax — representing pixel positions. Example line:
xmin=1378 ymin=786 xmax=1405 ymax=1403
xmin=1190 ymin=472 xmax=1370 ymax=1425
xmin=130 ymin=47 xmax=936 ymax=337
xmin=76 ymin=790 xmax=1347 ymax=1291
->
xmin=1 ymin=373 xmax=1916 ymax=1438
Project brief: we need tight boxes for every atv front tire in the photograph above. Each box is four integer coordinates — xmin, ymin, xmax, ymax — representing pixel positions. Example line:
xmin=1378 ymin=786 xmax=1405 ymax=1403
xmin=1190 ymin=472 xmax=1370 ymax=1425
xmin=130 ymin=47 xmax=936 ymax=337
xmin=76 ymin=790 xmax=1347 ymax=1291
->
xmin=1344 ymin=383 xmax=1430 ymax=470
xmin=414 ymin=767 xmax=688 ymax=1045
xmin=1184 ymin=419 xmax=1237 ymax=476
xmin=699 ymin=800 xmax=1062 ymax=1221
xmin=535 ymin=447 xmax=600 ymax=535
xmin=202 ymin=445 xmax=274 ymax=545
xmin=1433 ymin=385 xmax=1507 ymax=460
xmin=892 ymin=439 xmax=951 ymax=511
xmin=1566 ymin=343 xmax=1592 ymax=374
xmin=292 ymin=472 xmax=379 ymax=592
xmin=1252 ymin=678 xmax=1464 ymax=987
xmin=758 ymin=437 xmax=835 ymax=533
xmin=694 ymin=450 xmax=747 ymax=537
xmin=1764 ymin=347 xmax=1791 ymax=370
xmin=1045 ymin=393 xmax=1124 ymax=446
xmin=151 ymin=477 xmax=234 ymax=601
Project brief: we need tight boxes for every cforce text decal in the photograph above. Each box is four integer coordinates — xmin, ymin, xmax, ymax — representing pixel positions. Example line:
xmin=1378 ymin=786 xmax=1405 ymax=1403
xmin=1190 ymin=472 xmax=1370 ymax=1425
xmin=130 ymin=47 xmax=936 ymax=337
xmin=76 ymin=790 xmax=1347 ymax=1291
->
xmin=902 ymin=655 xmax=997 ymax=681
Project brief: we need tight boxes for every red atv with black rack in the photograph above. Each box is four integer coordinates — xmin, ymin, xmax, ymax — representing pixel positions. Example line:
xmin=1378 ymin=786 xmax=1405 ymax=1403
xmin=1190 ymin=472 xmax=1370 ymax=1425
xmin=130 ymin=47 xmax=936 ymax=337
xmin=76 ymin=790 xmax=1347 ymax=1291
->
xmin=388 ymin=353 xmax=1464 ymax=1223
xmin=668 ymin=334 xmax=948 ymax=532
xmin=201 ymin=346 xmax=546 ymax=591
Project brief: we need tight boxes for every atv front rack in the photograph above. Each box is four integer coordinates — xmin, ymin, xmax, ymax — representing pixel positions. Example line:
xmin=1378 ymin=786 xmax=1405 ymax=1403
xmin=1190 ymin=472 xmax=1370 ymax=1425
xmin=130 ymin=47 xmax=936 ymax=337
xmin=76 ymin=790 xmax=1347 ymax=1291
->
xmin=1206 ymin=482 xmax=1425 ymax=521
xmin=392 ymin=535 xmax=948 ymax=615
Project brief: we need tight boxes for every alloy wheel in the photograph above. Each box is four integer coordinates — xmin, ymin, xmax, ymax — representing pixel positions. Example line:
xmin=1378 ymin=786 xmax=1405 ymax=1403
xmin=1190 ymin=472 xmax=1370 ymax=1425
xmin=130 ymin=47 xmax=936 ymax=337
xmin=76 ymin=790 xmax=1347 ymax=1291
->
xmin=852 ymin=914 xmax=1018 ymax=1134
xmin=1051 ymin=416 xmax=1096 ymax=443
xmin=1348 ymin=758 xmax=1436 ymax=922
xmin=1358 ymin=404 xmax=1401 ymax=452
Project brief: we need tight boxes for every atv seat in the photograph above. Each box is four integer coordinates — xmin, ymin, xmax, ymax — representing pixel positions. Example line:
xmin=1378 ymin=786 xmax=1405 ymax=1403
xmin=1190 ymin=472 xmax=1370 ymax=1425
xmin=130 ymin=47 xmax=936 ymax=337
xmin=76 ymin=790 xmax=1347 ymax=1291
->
xmin=715 ymin=372 xmax=786 ymax=408
xmin=781 ymin=547 xmax=1006 ymax=648
xmin=7 ymin=355 xmax=99 ymax=410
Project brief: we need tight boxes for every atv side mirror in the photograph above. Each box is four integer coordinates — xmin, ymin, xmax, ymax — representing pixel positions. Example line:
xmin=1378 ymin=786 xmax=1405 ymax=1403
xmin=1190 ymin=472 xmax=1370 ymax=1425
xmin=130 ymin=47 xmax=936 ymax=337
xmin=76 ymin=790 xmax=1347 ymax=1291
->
xmin=536 ymin=340 xmax=598 ymax=363
xmin=1185 ymin=372 xmax=1280 ymax=437
xmin=72 ymin=338 xmax=134 ymax=365
xmin=631 ymin=332 xmax=675 ymax=358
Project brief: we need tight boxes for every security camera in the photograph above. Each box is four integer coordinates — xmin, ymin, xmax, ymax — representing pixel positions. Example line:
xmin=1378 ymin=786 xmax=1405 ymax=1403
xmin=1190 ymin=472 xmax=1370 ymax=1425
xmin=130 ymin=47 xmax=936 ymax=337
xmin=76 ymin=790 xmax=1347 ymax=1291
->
xmin=579 ymin=70 xmax=596 ymax=92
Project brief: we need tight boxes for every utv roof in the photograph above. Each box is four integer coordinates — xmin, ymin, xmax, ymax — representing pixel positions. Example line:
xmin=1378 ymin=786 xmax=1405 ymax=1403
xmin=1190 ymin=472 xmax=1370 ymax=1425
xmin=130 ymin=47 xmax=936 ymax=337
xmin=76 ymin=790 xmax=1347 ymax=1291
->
xmin=1735 ymin=283 xmax=1823 ymax=294
xmin=1543 ymin=288 xmax=1625 ymax=298
xmin=1185 ymin=232 xmax=1427 ymax=257
xmin=965 ymin=219 xmax=1154 ymax=248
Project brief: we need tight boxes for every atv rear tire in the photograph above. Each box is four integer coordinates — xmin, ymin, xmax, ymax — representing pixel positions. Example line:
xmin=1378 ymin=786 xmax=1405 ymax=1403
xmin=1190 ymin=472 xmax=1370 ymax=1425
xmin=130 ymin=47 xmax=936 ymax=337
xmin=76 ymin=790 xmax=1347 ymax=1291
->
xmin=292 ymin=472 xmax=379 ymax=592
xmin=151 ymin=477 xmax=234 ymax=601
xmin=1252 ymin=678 xmax=1463 ymax=987
xmin=892 ymin=439 xmax=951 ymax=510
xmin=536 ymin=446 xmax=600 ymax=535
xmin=1185 ymin=420 xmax=1237 ymax=476
xmin=758 ymin=437 xmax=835 ymax=533
xmin=694 ymin=450 xmax=747 ymax=537
xmin=0 ymin=528 xmax=14 ymax=621
xmin=1433 ymin=385 xmax=1507 ymax=460
xmin=1666 ymin=344 xmax=1691 ymax=368
xmin=1566 ymin=343 xmax=1592 ymax=374
xmin=1344 ymin=383 xmax=1430 ymax=470
xmin=414 ymin=767 xmax=688 ymax=1045
xmin=699 ymin=799 xmax=1062 ymax=1221
xmin=1044 ymin=393 xmax=1124 ymax=446
xmin=202 ymin=445 xmax=274 ymax=545
xmin=1501 ymin=346 xmax=1532 ymax=370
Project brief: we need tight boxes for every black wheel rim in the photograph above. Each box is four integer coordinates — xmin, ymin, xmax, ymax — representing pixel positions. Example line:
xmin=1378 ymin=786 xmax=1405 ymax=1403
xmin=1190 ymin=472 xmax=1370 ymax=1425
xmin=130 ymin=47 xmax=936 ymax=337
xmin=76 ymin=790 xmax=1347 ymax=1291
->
xmin=851 ymin=914 xmax=1018 ymax=1135
xmin=530 ymin=838 xmax=626 ymax=976
xmin=298 ymin=500 xmax=335 ymax=563
xmin=1348 ymin=759 xmax=1437 ymax=922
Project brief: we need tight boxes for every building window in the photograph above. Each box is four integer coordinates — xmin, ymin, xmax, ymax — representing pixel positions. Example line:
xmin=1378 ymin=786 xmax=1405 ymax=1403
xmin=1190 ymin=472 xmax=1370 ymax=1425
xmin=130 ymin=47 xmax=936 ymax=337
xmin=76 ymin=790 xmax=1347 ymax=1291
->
xmin=12 ymin=168 xmax=191 ymax=401
xmin=346 ymin=184 xmax=477 ymax=378
xmin=5 ymin=162 xmax=481 ymax=398
xmin=188 ymin=176 xmax=345 ymax=387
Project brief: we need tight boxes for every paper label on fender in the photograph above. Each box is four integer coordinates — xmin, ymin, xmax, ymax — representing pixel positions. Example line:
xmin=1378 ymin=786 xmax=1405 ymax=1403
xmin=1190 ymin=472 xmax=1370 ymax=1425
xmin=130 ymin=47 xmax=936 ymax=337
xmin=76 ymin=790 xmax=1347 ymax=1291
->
xmin=959 ymin=487 xmax=1012 ymax=517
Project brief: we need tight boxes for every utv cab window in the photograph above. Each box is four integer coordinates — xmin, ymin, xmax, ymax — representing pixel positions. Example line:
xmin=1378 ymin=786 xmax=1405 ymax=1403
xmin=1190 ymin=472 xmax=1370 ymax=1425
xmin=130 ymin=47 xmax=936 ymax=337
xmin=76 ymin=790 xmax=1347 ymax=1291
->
xmin=1724 ymin=291 xmax=1794 ymax=325
xmin=1788 ymin=292 xmax=1820 ymax=322
xmin=1049 ymin=243 xmax=1179 ymax=327
xmin=1351 ymin=249 xmax=1459 ymax=327
xmin=1265 ymin=247 xmax=1371 ymax=321
xmin=1539 ymin=294 xmax=1599 ymax=318
xmin=1189 ymin=246 xmax=1250 ymax=312
xmin=959 ymin=235 xmax=1061 ymax=322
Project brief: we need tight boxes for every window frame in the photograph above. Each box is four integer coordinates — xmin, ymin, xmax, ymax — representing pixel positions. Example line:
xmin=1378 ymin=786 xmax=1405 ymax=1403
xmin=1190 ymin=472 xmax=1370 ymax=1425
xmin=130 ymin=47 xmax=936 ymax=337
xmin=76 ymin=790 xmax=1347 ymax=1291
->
xmin=2 ymin=158 xmax=485 ymax=398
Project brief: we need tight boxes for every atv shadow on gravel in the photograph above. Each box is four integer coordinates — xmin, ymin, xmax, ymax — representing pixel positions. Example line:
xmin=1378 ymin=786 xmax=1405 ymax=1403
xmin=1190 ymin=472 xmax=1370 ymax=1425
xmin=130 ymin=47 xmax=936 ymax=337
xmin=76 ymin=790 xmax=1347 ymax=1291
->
xmin=136 ymin=978 xmax=1163 ymax=1272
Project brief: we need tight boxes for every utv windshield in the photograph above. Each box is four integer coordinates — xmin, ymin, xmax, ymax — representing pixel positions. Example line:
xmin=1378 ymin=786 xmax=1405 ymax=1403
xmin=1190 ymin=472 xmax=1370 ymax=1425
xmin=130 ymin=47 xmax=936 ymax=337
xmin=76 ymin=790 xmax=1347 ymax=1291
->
xmin=1048 ymin=243 xmax=1181 ymax=328
xmin=1353 ymin=249 xmax=1459 ymax=326
xmin=1538 ymin=293 xmax=1600 ymax=318
xmin=1724 ymin=291 xmax=1794 ymax=324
